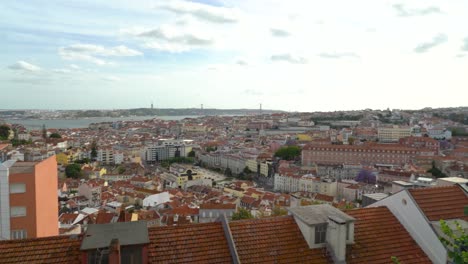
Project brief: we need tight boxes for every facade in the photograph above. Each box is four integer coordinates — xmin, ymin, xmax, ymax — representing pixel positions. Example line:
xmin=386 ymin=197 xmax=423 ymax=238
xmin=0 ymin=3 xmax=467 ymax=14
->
xmin=302 ymin=143 xmax=435 ymax=166
xmin=0 ymin=156 xmax=58 ymax=240
xmin=274 ymin=173 xmax=337 ymax=196
xmin=198 ymin=203 xmax=236 ymax=223
xmin=378 ymin=126 xmax=412 ymax=143
xmin=143 ymin=144 xmax=188 ymax=163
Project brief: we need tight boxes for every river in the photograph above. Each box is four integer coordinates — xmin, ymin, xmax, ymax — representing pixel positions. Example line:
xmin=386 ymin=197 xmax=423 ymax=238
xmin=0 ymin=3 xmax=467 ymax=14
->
xmin=4 ymin=116 xmax=200 ymax=130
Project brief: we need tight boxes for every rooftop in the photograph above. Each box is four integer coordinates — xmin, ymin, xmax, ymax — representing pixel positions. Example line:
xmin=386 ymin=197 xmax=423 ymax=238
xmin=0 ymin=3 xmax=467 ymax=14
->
xmin=346 ymin=207 xmax=431 ymax=263
xmin=81 ymin=221 xmax=149 ymax=250
xmin=229 ymin=216 xmax=330 ymax=264
xmin=148 ymin=222 xmax=232 ymax=263
xmin=289 ymin=204 xmax=355 ymax=225
xmin=409 ymin=185 xmax=468 ymax=221
xmin=0 ymin=235 xmax=81 ymax=263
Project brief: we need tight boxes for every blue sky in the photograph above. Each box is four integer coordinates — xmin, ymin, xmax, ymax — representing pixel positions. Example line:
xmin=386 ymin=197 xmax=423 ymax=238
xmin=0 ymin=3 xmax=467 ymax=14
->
xmin=1 ymin=0 xmax=467 ymax=111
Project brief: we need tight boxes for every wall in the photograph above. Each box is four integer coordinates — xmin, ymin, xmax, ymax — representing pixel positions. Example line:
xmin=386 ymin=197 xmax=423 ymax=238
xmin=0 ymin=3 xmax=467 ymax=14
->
xmin=33 ymin=156 xmax=59 ymax=237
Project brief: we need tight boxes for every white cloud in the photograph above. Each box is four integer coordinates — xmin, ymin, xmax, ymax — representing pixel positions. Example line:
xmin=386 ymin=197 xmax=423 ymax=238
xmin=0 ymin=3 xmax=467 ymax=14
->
xmin=103 ymin=76 xmax=121 ymax=82
xmin=126 ymin=25 xmax=214 ymax=53
xmin=318 ymin=52 xmax=360 ymax=59
xmin=270 ymin=28 xmax=290 ymax=37
xmin=53 ymin=69 xmax=71 ymax=74
xmin=271 ymin=54 xmax=307 ymax=64
xmin=414 ymin=34 xmax=448 ymax=53
xmin=156 ymin=0 xmax=239 ymax=24
xmin=59 ymin=44 xmax=142 ymax=65
xmin=8 ymin=60 xmax=41 ymax=72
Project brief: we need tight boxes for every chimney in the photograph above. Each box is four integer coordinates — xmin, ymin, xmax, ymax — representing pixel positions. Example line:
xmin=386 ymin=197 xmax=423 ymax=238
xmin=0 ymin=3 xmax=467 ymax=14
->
xmin=326 ymin=216 xmax=347 ymax=264
xmin=109 ymin=238 xmax=121 ymax=264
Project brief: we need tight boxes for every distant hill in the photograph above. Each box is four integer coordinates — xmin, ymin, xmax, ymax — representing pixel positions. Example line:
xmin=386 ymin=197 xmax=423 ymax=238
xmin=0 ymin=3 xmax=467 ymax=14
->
xmin=71 ymin=108 xmax=283 ymax=118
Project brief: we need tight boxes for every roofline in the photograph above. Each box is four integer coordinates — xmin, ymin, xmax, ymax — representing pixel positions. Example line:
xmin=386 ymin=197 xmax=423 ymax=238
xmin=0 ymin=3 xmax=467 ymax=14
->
xmin=218 ymin=214 xmax=240 ymax=264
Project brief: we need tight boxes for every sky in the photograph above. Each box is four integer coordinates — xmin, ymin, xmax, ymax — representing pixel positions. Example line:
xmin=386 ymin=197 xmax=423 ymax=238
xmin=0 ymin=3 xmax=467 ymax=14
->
xmin=1 ymin=0 xmax=467 ymax=112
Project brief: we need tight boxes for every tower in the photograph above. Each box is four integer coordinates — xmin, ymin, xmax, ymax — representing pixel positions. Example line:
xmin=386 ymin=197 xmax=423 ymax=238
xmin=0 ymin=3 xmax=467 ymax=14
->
xmin=151 ymin=101 xmax=154 ymax=109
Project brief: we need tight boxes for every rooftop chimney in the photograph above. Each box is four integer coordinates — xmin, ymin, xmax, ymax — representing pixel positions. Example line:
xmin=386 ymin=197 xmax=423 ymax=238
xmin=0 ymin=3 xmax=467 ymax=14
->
xmin=326 ymin=216 xmax=347 ymax=264
xmin=289 ymin=204 xmax=355 ymax=262
xmin=109 ymin=238 xmax=121 ymax=264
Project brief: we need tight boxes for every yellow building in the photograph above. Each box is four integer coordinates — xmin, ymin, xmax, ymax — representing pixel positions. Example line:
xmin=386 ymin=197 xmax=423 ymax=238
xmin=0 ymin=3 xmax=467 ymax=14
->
xmin=245 ymin=159 xmax=258 ymax=173
xmin=56 ymin=153 xmax=69 ymax=165
xmin=297 ymin=134 xmax=313 ymax=141
xmin=168 ymin=164 xmax=203 ymax=187
xmin=378 ymin=126 xmax=412 ymax=143
xmin=223 ymin=187 xmax=245 ymax=198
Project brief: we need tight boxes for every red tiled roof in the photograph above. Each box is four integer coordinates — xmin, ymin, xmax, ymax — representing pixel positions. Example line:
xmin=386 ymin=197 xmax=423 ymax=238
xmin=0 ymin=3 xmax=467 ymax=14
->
xmin=229 ymin=216 xmax=330 ymax=264
xmin=95 ymin=212 xmax=115 ymax=224
xmin=200 ymin=203 xmax=236 ymax=210
xmin=0 ymin=235 xmax=81 ymax=264
xmin=409 ymin=185 xmax=468 ymax=221
xmin=346 ymin=207 xmax=431 ymax=264
xmin=148 ymin=222 xmax=232 ymax=263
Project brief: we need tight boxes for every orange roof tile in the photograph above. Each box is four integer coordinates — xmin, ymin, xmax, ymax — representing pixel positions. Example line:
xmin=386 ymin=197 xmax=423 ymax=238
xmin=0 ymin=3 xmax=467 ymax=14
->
xmin=0 ymin=235 xmax=81 ymax=264
xmin=229 ymin=216 xmax=330 ymax=264
xmin=148 ymin=222 xmax=232 ymax=263
xmin=409 ymin=185 xmax=468 ymax=221
xmin=346 ymin=207 xmax=431 ymax=264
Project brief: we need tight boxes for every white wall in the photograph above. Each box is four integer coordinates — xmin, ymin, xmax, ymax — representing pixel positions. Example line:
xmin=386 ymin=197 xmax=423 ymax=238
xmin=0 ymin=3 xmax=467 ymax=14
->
xmin=370 ymin=191 xmax=447 ymax=264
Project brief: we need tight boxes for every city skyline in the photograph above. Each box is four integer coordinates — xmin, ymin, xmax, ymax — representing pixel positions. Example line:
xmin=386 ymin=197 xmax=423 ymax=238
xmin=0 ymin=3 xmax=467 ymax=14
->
xmin=1 ymin=0 xmax=468 ymax=111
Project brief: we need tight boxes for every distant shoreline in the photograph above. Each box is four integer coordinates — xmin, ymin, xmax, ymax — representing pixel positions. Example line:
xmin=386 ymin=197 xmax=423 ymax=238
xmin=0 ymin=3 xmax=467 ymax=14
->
xmin=4 ymin=115 xmax=199 ymax=130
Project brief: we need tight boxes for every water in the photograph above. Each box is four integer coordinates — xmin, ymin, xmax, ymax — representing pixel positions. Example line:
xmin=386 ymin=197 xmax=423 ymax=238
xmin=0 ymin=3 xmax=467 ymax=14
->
xmin=5 ymin=115 xmax=200 ymax=130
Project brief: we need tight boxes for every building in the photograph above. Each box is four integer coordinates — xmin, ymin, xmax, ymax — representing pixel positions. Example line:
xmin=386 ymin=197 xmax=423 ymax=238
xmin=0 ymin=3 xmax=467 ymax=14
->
xmin=302 ymin=143 xmax=435 ymax=166
xmin=378 ymin=125 xmax=412 ymax=143
xmin=198 ymin=203 xmax=236 ymax=223
xmin=161 ymin=164 xmax=203 ymax=188
xmin=0 ymin=156 xmax=58 ymax=240
xmin=142 ymin=140 xmax=192 ymax=163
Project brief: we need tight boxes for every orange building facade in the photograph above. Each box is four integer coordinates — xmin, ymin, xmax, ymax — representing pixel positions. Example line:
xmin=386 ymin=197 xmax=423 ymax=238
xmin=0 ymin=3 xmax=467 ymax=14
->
xmin=1 ymin=156 xmax=58 ymax=239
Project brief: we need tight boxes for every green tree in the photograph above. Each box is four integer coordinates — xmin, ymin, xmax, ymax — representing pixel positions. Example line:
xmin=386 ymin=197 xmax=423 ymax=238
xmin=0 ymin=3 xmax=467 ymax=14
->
xmin=42 ymin=124 xmax=47 ymax=140
xmin=274 ymin=146 xmax=301 ymax=160
xmin=439 ymin=219 xmax=468 ymax=263
xmin=206 ymin=146 xmax=217 ymax=152
xmin=0 ymin=125 xmax=11 ymax=140
xmin=49 ymin=133 xmax=62 ymax=138
xmin=232 ymin=208 xmax=254 ymax=220
xmin=118 ymin=165 xmax=126 ymax=174
xmin=90 ymin=140 xmax=98 ymax=161
xmin=271 ymin=206 xmax=288 ymax=216
xmin=224 ymin=167 xmax=233 ymax=177
xmin=427 ymin=161 xmax=447 ymax=178
xmin=187 ymin=150 xmax=195 ymax=157
xmin=65 ymin=164 xmax=82 ymax=179
xmin=243 ymin=166 xmax=252 ymax=174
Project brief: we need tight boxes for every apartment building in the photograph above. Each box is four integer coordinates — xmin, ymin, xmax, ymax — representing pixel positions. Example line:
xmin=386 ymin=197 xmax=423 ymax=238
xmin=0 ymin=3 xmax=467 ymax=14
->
xmin=378 ymin=125 xmax=412 ymax=143
xmin=0 ymin=156 xmax=58 ymax=240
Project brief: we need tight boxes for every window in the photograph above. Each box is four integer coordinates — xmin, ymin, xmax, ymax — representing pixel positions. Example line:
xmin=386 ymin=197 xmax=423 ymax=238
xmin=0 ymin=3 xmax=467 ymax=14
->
xmin=11 ymin=230 xmax=27 ymax=239
xmin=315 ymin=223 xmax=327 ymax=244
xmin=10 ymin=183 xmax=26 ymax=194
xmin=11 ymin=206 xmax=26 ymax=217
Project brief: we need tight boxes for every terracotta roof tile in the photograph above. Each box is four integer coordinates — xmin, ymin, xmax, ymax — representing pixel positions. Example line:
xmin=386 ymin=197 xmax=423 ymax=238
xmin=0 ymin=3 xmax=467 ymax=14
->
xmin=0 ymin=235 xmax=81 ymax=264
xmin=148 ymin=222 xmax=232 ymax=263
xmin=409 ymin=185 xmax=468 ymax=221
xmin=346 ymin=207 xmax=431 ymax=264
xmin=229 ymin=216 xmax=330 ymax=264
